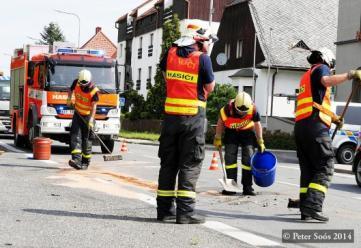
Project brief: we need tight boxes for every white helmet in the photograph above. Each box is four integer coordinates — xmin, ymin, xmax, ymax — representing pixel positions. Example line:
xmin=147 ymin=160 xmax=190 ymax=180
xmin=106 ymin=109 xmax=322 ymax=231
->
xmin=78 ymin=69 xmax=92 ymax=86
xmin=308 ymin=47 xmax=336 ymax=68
xmin=173 ymin=23 xmax=218 ymax=47
xmin=318 ymin=47 xmax=336 ymax=68
xmin=234 ymin=92 xmax=253 ymax=114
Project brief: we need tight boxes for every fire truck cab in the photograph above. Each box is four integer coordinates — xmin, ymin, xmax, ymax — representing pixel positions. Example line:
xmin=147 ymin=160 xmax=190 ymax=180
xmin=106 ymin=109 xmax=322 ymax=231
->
xmin=10 ymin=45 xmax=121 ymax=153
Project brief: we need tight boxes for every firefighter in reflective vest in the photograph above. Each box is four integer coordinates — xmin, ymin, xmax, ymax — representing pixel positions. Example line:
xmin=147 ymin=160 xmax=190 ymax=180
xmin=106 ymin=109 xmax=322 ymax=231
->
xmin=156 ymin=24 xmax=217 ymax=224
xmin=213 ymin=92 xmax=265 ymax=196
xmin=67 ymin=69 xmax=99 ymax=170
xmin=294 ymin=47 xmax=361 ymax=222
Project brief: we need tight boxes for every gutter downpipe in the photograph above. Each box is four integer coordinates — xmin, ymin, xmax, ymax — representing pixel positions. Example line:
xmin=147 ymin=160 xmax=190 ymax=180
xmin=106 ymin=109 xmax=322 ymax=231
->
xmin=270 ymin=68 xmax=278 ymax=116
xmin=252 ymin=32 xmax=257 ymax=101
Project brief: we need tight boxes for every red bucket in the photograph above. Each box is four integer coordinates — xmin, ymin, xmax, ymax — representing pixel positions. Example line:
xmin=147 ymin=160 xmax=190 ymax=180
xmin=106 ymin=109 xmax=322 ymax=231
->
xmin=33 ymin=137 xmax=52 ymax=160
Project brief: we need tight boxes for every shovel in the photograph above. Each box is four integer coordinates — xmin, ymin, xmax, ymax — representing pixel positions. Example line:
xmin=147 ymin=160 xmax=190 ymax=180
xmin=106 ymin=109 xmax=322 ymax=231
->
xmin=217 ymin=147 xmax=242 ymax=193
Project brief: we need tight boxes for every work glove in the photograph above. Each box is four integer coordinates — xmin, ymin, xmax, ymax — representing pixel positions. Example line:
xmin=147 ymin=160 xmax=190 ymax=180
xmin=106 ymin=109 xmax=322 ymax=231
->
xmin=88 ymin=117 xmax=94 ymax=130
xmin=213 ymin=135 xmax=222 ymax=149
xmin=348 ymin=70 xmax=361 ymax=81
xmin=66 ymin=98 xmax=73 ymax=108
xmin=332 ymin=116 xmax=344 ymax=129
xmin=257 ymin=138 xmax=266 ymax=153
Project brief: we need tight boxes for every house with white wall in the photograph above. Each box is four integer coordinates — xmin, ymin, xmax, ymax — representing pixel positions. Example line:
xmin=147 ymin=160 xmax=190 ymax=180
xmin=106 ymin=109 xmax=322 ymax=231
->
xmin=115 ymin=0 xmax=231 ymax=97
xmin=211 ymin=0 xmax=339 ymax=126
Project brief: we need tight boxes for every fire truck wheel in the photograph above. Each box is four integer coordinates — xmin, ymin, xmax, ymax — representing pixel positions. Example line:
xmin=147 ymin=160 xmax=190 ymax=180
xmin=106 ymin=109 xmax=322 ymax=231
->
xmin=13 ymin=122 xmax=25 ymax=147
xmin=101 ymin=139 xmax=114 ymax=154
xmin=27 ymin=114 xmax=39 ymax=147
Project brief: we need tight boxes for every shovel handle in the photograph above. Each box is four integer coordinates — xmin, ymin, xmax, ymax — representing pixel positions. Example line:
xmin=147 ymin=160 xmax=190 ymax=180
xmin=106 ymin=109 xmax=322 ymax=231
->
xmin=218 ymin=147 xmax=228 ymax=181
xmin=331 ymin=83 xmax=359 ymax=140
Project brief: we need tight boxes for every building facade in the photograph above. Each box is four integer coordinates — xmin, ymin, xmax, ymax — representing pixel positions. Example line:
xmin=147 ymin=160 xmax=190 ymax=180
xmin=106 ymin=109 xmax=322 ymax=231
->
xmin=335 ymin=0 xmax=361 ymax=102
xmin=81 ymin=27 xmax=117 ymax=59
xmin=211 ymin=0 xmax=338 ymax=120
xmin=115 ymin=0 xmax=231 ymax=96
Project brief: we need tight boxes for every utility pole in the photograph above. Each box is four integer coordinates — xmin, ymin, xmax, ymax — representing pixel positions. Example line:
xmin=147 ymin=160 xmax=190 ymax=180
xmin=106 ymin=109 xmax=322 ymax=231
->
xmin=209 ymin=0 xmax=214 ymax=28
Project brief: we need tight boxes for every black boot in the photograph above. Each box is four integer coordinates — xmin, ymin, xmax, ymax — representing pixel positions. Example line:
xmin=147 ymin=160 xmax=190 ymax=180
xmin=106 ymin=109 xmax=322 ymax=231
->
xmin=301 ymin=214 xmax=312 ymax=221
xmin=243 ymin=186 xmax=256 ymax=196
xmin=176 ymin=214 xmax=205 ymax=224
xmin=157 ymin=214 xmax=176 ymax=222
xmin=301 ymin=208 xmax=329 ymax=222
xmin=288 ymin=198 xmax=300 ymax=208
xmin=68 ymin=159 xmax=82 ymax=170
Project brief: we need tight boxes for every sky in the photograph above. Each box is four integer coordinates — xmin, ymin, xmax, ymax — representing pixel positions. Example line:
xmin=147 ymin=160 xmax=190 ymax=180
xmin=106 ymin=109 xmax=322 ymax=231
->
xmin=0 ymin=0 xmax=144 ymax=76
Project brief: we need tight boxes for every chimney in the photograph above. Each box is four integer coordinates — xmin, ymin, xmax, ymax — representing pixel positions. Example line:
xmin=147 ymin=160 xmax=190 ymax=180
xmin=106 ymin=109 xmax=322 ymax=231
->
xmin=96 ymin=27 xmax=102 ymax=34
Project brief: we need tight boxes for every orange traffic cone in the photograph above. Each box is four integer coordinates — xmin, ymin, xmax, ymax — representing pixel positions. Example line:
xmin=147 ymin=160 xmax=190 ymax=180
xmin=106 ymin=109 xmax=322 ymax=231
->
xmin=120 ymin=140 xmax=128 ymax=152
xmin=208 ymin=152 xmax=219 ymax=170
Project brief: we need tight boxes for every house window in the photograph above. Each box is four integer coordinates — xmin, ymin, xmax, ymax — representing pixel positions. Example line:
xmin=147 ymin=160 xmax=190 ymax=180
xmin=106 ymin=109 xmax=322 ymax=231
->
xmin=148 ymin=33 xmax=154 ymax=57
xmin=243 ymin=86 xmax=253 ymax=97
xmin=225 ymin=43 xmax=231 ymax=59
xmin=119 ymin=44 xmax=123 ymax=58
xmin=136 ymin=68 xmax=141 ymax=90
xmin=236 ymin=40 xmax=243 ymax=58
xmin=150 ymin=33 xmax=154 ymax=46
xmin=138 ymin=37 xmax=143 ymax=59
xmin=147 ymin=66 xmax=152 ymax=89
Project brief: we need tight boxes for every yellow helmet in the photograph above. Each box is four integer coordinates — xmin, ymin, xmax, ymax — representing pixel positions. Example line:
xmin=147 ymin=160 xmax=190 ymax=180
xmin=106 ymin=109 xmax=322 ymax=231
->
xmin=78 ymin=69 xmax=92 ymax=86
xmin=234 ymin=92 xmax=253 ymax=113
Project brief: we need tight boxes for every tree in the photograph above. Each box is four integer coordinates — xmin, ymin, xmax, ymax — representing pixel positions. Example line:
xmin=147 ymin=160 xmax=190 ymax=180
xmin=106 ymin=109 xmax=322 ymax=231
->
xmin=40 ymin=22 xmax=66 ymax=45
xmin=120 ymin=80 xmax=146 ymax=120
xmin=206 ymin=84 xmax=237 ymax=125
xmin=145 ymin=13 xmax=181 ymax=119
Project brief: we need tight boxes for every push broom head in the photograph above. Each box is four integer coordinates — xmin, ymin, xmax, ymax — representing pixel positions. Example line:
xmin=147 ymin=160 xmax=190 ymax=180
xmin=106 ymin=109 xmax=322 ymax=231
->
xmin=103 ymin=154 xmax=123 ymax=161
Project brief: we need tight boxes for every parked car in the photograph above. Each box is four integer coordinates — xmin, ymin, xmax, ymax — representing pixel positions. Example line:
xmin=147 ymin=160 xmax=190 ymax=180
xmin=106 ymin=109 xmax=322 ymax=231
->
xmin=331 ymin=102 xmax=361 ymax=165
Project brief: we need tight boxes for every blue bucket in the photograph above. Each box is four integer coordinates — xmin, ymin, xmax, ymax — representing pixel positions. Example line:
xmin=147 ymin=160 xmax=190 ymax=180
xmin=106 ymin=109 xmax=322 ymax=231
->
xmin=250 ymin=151 xmax=277 ymax=187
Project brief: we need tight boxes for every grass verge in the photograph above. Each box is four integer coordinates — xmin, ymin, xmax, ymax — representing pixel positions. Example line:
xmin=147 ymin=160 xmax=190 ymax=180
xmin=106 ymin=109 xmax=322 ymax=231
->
xmin=120 ymin=130 xmax=160 ymax=141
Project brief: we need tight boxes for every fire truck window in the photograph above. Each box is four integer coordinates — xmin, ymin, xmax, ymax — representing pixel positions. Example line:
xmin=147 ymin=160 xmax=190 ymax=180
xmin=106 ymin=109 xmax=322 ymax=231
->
xmin=19 ymin=68 xmax=24 ymax=86
xmin=38 ymin=65 xmax=46 ymax=88
xmin=28 ymin=62 xmax=35 ymax=78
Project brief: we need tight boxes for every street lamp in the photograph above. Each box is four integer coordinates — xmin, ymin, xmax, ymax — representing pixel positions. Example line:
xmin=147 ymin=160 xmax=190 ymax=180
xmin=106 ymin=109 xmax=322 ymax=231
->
xmin=27 ymin=36 xmax=42 ymax=43
xmin=54 ymin=9 xmax=81 ymax=48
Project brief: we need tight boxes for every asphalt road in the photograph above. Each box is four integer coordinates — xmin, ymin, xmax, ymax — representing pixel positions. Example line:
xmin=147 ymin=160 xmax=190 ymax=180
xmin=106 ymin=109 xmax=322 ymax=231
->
xmin=0 ymin=136 xmax=360 ymax=248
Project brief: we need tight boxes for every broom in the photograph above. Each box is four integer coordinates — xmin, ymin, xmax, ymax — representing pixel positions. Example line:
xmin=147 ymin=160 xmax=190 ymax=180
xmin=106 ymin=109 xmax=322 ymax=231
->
xmin=74 ymin=110 xmax=123 ymax=161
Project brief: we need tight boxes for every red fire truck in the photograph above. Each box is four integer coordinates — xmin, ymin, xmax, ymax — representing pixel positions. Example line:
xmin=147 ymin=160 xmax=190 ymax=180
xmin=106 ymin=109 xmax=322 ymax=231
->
xmin=10 ymin=45 xmax=121 ymax=153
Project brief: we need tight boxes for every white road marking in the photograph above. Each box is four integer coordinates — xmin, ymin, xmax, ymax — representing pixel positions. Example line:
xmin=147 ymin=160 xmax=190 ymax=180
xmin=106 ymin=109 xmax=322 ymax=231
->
xmin=352 ymin=197 xmax=361 ymax=201
xmin=132 ymin=191 xmax=281 ymax=246
xmin=278 ymin=165 xmax=298 ymax=170
xmin=24 ymin=153 xmax=59 ymax=164
xmin=203 ymin=221 xmax=280 ymax=247
xmin=277 ymin=181 xmax=298 ymax=187
xmin=142 ymin=155 xmax=159 ymax=159
xmin=279 ymin=165 xmax=354 ymax=178
xmin=0 ymin=141 xmax=24 ymax=153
